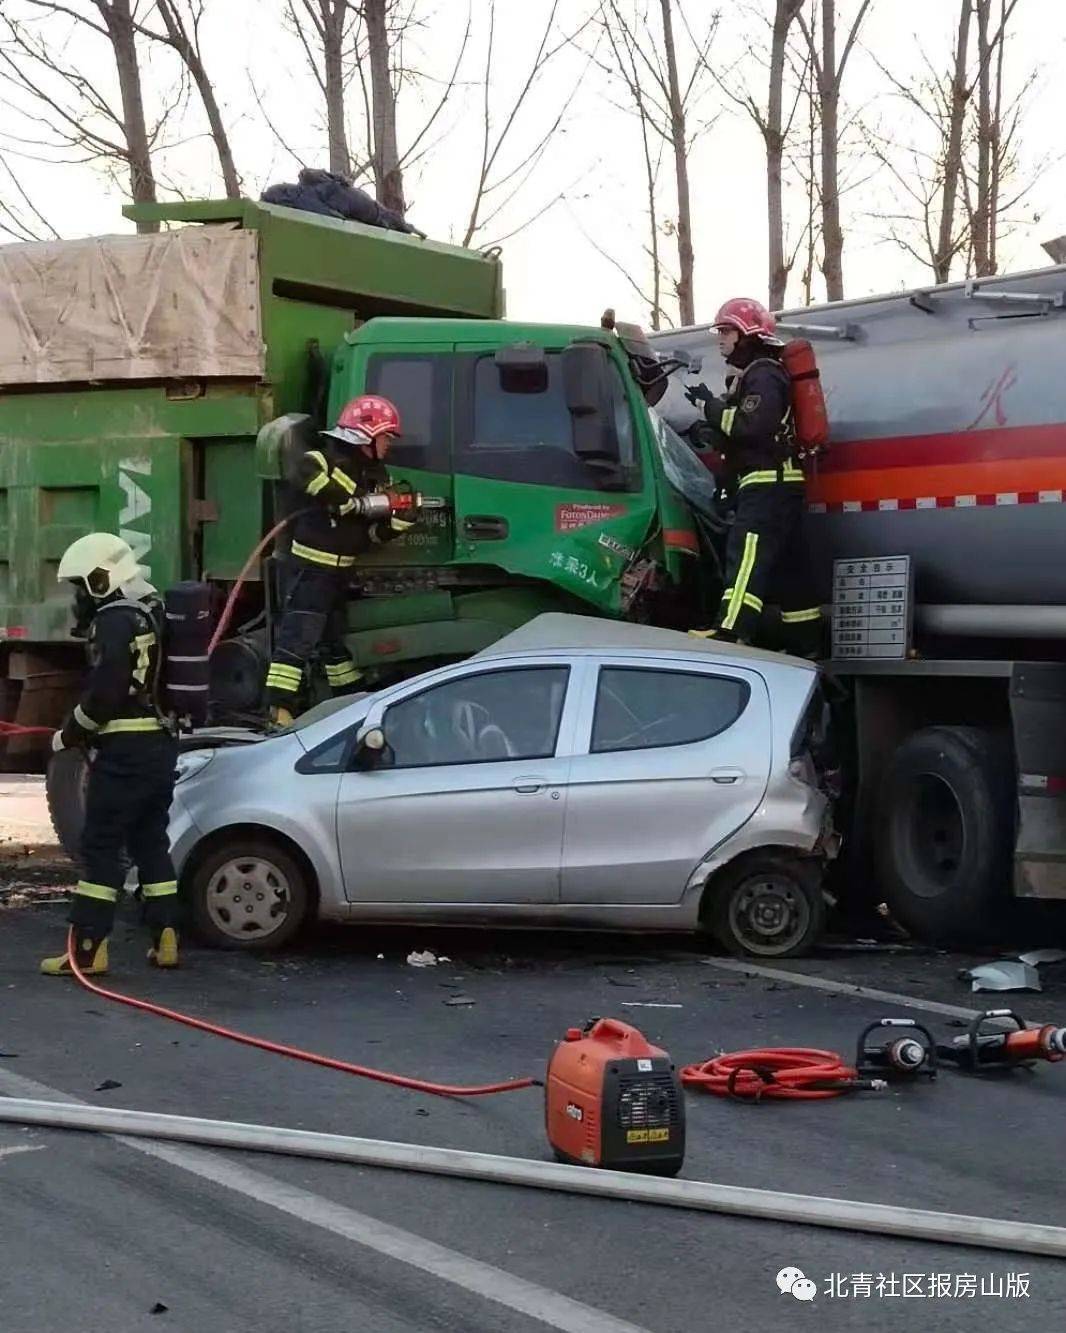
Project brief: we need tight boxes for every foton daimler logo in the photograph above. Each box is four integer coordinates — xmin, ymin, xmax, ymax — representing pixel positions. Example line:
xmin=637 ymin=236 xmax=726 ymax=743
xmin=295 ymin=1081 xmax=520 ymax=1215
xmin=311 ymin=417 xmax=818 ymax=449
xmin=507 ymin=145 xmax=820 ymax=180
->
xmin=118 ymin=457 xmax=152 ymax=579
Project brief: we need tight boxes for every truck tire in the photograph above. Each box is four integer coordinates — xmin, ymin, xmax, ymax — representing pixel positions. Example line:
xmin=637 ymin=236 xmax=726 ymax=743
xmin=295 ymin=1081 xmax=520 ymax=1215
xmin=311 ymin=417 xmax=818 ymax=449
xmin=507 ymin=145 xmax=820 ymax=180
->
xmin=45 ymin=748 xmax=89 ymax=862
xmin=707 ymin=853 xmax=825 ymax=958
xmin=877 ymin=726 xmax=1014 ymax=945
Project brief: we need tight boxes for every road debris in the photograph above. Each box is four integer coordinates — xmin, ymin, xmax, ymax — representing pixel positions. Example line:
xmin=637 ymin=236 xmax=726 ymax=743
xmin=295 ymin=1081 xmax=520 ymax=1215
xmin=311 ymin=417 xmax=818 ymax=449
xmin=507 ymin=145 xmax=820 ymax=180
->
xmin=621 ymin=1001 xmax=683 ymax=1009
xmin=443 ymin=995 xmax=476 ymax=1007
xmin=960 ymin=961 xmax=1041 ymax=993
xmin=407 ymin=950 xmax=452 ymax=967
xmin=1018 ymin=948 xmax=1066 ymax=966
xmin=94 ymin=1080 xmax=123 ymax=1092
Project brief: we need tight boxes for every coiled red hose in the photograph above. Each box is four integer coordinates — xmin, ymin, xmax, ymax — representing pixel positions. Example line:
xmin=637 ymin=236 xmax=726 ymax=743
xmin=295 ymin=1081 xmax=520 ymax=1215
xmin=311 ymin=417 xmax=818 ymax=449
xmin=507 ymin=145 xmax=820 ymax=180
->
xmin=681 ymin=1047 xmax=861 ymax=1101
xmin=65 ymin=930 xmax=537 ymax=1099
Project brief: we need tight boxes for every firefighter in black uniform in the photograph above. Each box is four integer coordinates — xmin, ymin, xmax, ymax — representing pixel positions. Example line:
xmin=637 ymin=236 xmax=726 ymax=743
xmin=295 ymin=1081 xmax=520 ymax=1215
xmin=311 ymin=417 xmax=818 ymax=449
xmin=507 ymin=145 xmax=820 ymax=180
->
xmin=41 ymin=533 xmax=181 ymax=976
xmin=264 ymin=394 xmax=415 ymax=724
xmin=686 ymin=297 xmax=822 ymax=655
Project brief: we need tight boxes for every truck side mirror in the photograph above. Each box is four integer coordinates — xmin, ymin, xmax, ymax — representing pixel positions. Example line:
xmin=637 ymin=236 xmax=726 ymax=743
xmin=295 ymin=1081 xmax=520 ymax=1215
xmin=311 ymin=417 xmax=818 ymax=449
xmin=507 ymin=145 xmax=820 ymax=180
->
xmin=494 ymin=343 xmax=548 ymax=393
xmin=561 ymin=342 xmax=621 ymax=465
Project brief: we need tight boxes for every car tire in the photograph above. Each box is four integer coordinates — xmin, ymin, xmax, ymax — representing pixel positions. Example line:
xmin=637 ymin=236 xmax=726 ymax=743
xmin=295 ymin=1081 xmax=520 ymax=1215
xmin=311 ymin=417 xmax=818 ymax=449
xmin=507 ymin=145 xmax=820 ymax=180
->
xmin=876 ymin=725 xmax=1013 ymax=945
xmin=186 ymin=836 xmax=312 ymax=951
xmin=708 ymin=853 xmax=825 ymax=958
xmin=46 ymin=747 xmax=89 ymax=862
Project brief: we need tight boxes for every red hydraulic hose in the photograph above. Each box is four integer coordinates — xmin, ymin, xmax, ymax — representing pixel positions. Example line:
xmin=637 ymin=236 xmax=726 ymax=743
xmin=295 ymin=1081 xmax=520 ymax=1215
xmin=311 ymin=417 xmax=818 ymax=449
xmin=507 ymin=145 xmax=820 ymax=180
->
xmin=0 ymin=721 xmax=55 ymax=736
xmin=64 ymin=930 xmax=537 ymax=1099
xmin=207 ymin=514 xmax=297 ymax=658
xmin=681 ymin=1048 xmax=863 ymax=1101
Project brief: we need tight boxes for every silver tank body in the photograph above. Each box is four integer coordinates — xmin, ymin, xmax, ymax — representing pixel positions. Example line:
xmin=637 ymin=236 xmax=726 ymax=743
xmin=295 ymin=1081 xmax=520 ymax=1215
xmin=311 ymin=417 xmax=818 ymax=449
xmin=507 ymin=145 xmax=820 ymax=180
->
xmin=649 ymin=266 xmax=1066 ymax=608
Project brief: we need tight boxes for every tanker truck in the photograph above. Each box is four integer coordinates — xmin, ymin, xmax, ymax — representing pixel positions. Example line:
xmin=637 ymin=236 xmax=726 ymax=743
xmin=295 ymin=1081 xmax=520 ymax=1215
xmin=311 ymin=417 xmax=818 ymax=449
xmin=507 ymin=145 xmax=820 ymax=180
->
xmin=650 ymin=263 xmax=1066 ymax=942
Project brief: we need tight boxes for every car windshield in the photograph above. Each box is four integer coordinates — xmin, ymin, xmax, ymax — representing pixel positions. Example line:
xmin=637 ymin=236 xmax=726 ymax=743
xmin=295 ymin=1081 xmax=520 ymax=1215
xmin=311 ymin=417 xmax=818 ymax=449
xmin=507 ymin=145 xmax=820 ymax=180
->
xmin=648 ymin=406 xmax=720 ymax=520
xmin=278 ymin=692 xmax=369 ymax=733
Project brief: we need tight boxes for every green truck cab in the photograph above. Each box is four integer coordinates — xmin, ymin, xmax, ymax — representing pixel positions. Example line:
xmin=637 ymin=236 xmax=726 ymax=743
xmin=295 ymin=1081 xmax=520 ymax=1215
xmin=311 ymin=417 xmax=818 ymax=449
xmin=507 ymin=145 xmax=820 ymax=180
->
xmin=0 ymin=198 xmax=711 ymax=749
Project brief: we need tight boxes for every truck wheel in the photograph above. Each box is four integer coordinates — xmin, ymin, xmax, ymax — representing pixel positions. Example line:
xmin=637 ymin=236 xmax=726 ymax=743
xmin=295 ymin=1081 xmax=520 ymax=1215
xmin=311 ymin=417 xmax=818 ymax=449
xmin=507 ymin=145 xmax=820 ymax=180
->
xmin=186 ymin=836 xmax=312 ymax=950
xmin=877 ymin=726 xmax=1013 ymax=944
xmin=707 ymin=853 xmax=825 ymax=958
xmin=46 ymin=748 xmax=89 ymax=862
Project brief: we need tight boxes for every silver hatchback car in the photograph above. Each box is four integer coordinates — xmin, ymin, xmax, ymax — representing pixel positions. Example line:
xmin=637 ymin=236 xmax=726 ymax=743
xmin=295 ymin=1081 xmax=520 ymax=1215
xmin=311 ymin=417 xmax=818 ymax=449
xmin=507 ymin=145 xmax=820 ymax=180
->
xmin=170 ymin=615 xmax=835 ymax=957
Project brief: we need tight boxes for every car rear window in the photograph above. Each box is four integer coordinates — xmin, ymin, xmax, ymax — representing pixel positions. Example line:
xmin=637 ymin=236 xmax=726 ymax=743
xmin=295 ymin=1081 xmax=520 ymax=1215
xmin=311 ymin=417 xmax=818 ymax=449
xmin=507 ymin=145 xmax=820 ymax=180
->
xmin=591 ymin=666 xmax=749 ymax=754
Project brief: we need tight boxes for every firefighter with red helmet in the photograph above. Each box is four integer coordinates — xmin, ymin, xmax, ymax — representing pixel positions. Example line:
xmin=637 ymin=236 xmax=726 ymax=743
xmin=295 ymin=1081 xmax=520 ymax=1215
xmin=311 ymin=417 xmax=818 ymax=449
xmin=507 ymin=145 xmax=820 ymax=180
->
xmin=265 ymin=394 xmax=414 ymax=723
xmin=686 ymin=297 xmax=821 ymax=655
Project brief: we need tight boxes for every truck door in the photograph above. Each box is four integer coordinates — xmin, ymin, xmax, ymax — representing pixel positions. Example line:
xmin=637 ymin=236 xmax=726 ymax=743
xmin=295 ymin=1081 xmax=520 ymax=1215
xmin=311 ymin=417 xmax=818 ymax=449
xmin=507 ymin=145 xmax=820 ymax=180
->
xmin=450 ymin=346 xmax=659 ymax=612
xmin=356 ymin=344 xmax=456 ymax=567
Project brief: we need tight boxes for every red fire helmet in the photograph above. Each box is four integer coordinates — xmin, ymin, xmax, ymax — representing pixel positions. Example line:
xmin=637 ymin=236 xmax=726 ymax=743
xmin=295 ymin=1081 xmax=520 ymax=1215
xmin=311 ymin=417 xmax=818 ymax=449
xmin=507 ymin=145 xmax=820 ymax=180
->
xmin=712 ymin=297 xmax=781 ymax=344
xmin=322 ymin=395 xmax=402 ymax=447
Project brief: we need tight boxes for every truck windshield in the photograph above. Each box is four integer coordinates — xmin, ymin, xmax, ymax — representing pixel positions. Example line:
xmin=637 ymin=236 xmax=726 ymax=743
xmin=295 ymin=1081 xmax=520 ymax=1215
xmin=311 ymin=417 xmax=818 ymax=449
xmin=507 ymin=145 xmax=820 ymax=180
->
xmin=648 ymin=407 xmax=721 ymax=520
xmin=455 ymin=352 xmax=640 ymax=492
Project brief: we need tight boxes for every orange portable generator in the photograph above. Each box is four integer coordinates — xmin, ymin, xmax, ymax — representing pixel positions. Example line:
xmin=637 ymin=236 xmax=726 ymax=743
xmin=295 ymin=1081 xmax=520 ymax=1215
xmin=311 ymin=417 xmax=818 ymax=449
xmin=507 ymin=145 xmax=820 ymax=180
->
xmin=545 ymin=1018 xmax=685 ymax=1176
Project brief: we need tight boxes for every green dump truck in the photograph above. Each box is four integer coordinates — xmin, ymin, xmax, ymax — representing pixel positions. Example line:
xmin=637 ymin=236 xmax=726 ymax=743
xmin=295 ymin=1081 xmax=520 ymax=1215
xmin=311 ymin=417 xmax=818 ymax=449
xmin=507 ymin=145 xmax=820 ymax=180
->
xmin=0 ymin=198 xmax=715 ymax=756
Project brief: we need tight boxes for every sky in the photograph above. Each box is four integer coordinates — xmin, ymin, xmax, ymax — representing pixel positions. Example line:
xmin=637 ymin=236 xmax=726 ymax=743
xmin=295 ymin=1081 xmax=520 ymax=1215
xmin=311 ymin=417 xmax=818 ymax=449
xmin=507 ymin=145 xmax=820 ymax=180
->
xmin=3 ymin=0 xmax=1065 ymax=328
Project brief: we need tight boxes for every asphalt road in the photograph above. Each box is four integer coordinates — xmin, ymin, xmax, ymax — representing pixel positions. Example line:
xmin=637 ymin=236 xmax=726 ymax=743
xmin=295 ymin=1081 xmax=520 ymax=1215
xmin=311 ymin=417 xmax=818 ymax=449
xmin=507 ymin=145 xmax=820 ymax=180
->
xmin=2 ymin=896 xmax=1066 ymax=1333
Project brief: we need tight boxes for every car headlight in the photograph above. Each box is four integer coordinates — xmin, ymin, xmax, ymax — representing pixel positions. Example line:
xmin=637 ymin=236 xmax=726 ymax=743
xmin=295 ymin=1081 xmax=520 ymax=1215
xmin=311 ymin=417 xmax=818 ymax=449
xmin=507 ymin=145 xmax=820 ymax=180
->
xmin=175 ymin=750 xmax=215 ymax=785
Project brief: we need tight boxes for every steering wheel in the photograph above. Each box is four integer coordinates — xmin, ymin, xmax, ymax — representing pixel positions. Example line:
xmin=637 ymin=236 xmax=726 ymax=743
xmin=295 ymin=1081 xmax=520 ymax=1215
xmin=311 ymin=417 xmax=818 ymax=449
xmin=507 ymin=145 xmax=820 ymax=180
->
xmin=611 ymin=713 xmax=684 ymax=749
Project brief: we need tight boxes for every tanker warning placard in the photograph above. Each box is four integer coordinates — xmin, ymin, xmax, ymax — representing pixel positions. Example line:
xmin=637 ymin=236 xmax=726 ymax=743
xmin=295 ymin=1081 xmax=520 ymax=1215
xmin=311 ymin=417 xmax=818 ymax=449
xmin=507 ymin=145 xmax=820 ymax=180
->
xmin=831 ymin=556 xmax=912 ymax=660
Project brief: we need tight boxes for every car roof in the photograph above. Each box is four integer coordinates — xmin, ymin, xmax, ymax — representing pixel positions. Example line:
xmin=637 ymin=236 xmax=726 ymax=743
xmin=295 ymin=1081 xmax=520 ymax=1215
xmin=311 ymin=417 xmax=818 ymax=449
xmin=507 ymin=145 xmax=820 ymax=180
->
xmin=474 ymin=613 xmax=816 ymax=672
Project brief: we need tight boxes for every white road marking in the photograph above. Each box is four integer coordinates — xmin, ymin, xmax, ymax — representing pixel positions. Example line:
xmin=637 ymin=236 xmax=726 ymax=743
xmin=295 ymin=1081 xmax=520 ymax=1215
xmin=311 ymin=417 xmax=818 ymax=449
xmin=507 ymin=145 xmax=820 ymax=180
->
xmin=703 ymin=957 xmax=983 ymax=1019
xmin=0 ymin=1068 xmax=650 ymax=1333
xmin=0 ymin=1143 xmax=46 ymax=1161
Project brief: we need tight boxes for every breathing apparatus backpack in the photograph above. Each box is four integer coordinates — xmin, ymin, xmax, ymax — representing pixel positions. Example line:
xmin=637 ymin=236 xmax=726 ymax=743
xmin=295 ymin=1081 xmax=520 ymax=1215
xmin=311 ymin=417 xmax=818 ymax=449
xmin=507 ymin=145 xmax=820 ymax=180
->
xmin=779 ymin=338 xmax=829 ymax=464
xmin=160 ymin=581 xmax=215 ymax=728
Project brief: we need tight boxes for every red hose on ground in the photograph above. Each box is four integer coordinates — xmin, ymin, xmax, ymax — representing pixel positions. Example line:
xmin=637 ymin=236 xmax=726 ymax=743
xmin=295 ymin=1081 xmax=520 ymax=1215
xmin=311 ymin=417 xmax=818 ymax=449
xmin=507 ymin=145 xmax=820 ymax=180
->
xmin=0 ymin=721 xmax=55 ymax=736
xmin=65 ymin=930 xmax=538 ymax=1099
xmin=681 ymin=1048 xmax=861 ymax=1101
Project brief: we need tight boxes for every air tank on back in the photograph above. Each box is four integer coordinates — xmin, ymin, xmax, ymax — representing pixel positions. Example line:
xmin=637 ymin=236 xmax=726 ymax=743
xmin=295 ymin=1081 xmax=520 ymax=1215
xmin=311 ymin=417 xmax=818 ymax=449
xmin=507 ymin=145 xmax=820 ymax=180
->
xmin=649 ymin=265 xmax=1066 ymax=633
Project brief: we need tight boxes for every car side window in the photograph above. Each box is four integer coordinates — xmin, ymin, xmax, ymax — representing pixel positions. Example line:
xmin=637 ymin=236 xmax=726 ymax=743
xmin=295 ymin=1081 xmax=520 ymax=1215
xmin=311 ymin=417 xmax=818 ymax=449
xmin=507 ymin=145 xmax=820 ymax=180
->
xmin=591 ymin=667 xmax=749 ymax=754
xmin=383 ymin=666 xmax=570 ymax=768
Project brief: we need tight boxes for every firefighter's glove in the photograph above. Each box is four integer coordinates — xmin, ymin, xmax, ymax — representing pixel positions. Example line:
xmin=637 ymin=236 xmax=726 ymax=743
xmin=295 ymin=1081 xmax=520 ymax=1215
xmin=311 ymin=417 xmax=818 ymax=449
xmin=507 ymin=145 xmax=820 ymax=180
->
xmin=684 ymin=382 xmax=715 ymax=409
xmin=390 ymin=515 xmax=416 ymax=534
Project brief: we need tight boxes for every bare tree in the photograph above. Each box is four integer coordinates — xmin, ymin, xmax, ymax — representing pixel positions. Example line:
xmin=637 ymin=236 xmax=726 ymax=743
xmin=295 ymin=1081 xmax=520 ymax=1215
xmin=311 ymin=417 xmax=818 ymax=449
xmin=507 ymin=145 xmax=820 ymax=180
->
xmin=136 ymin=0 xmax=240 ymax=197
xmin=460 ymin=0 xmax=592 ymax=249
xmin=702 ymin=1 xmax=807 ymax=308
xmin=0 ymin=0 xmax=165 ymax=231
xmin=0 ymin=154 xmax=60 ymax=241
xmin=363 ymin=0 xmax=402 ymax=214
xmin=285 ymin=0 xmax=358 ymax=177
xmin=861 ymin=0 xmax=1030 ymax=283
xmin=595 ymin=0 xmax=719 ymax=325
xmin=797 ymin=0 xmax=873 ymax=300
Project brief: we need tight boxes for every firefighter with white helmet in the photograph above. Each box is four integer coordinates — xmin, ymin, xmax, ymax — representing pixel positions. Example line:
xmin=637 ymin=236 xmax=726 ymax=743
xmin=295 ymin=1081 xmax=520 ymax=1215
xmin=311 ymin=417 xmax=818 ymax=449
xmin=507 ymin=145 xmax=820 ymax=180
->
xmin=41 ymin=533 xmax=181 ymax=976
xmin=686 ymin=297 xmax=821 ymax=655
xmin=264 ymin=393 xmax=415 ymax=724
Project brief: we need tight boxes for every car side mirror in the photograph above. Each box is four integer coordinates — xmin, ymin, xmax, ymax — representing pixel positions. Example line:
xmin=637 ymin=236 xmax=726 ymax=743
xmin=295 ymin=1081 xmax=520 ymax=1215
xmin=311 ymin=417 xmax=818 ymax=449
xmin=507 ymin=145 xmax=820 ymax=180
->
xmin=360 ymin=726 xmax=386 ymax=753
xmin=351 ymin=721 xmax=390 ymax=770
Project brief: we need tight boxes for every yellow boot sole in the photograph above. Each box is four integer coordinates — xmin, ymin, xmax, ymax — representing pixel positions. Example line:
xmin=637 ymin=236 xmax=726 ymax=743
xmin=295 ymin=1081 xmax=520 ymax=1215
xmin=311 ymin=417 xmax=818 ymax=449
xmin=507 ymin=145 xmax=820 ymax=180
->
xmin=148 ymin=927 xmax=180 ymax=969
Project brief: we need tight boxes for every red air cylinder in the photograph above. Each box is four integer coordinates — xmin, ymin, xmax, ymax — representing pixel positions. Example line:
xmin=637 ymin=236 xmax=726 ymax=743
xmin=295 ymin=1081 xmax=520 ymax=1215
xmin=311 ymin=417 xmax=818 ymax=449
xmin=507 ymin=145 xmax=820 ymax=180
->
xmin=781 ymin=338 xmax=829 ymax=452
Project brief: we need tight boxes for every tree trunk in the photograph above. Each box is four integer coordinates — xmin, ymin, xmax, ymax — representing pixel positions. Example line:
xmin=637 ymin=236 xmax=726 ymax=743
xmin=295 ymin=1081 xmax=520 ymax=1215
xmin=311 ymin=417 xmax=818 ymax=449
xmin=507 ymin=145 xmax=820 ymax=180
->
xmin=988 ymin=0 xmax=1005 ymax=274
xmin=155 ymin=1 xmax=240 ymax=198
xmin=818 ymin=0 xmax=843 ymax=301
xmin=322 ymin=0 xmax=351 ymax=177
xmin=933 ymin=0 xmax=973 ymax=283
xmin=364 ymin=0 xmax=404 ymax=214
xmin=766 ymin=0 xmax=802 ymax=309
xmin=659 ymin=0 xmax=694 ymax=324
xmin=973 ymin=0 xmax=993 ymax=275
xmin=103 ymin=0 xmax=158 ymax=231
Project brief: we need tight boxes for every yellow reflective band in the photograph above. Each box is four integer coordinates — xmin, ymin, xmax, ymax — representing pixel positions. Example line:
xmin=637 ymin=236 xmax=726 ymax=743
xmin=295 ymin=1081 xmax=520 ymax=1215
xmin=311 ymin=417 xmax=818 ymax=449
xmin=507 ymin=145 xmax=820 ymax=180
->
xmin=722 ymin=531 xmax=759 ymax=631
xmin=305 ymin=470 xmax=329 ymax=497
xmin=99 ymin=717 xmax=163 ymax=735
xmin=330 ymin=466 xmax=357 ymax=495
xmin=73 ymin=704 xmax=100 ymax=732
xmin=291 ymin=541 xmax=356 ymax=568
xmin=75 ymin=881 xmax=119 ymax=903
xmin=306 ymin=450 xmax=328 ymax=472
xmin=325 ymin=664 xmax=362 ymax=685
xmin=142 ymin=881 xmax=178 ymax=898
xmin=267 ymin=662 xmax=302 ymax=680
xmin=266 ymin=673 xmax=301 ymax=692
xmin=781 ymin=607 xmax=822 ymax=623
xmin=720 ymin=406 xmax=736 ymax=436
xmin=737 ymin=467 xmax=806 ymax=489
xmin=337 ymin=498 xmax=357 ymax=516
xmin=743 ymin=593 xmax=764 ymax=612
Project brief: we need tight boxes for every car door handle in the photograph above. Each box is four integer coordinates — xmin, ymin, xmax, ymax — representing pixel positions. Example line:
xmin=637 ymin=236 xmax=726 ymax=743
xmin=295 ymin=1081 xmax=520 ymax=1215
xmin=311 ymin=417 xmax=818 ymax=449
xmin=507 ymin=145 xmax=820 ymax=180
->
xmin=709 ymin=767 xmax=745 ymax=784
xmin=514 ymin=778 xmax=547 ymax=794
xmin=463 ymin=515 xmax=509 ymax=540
